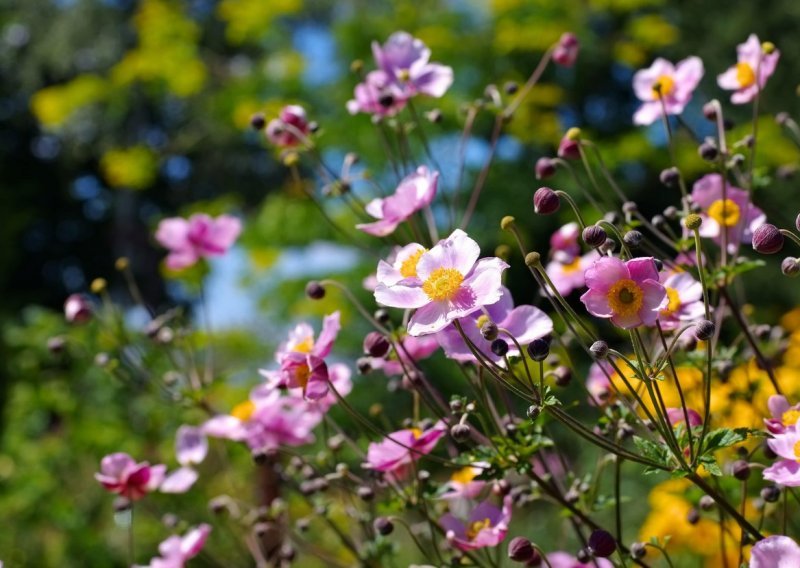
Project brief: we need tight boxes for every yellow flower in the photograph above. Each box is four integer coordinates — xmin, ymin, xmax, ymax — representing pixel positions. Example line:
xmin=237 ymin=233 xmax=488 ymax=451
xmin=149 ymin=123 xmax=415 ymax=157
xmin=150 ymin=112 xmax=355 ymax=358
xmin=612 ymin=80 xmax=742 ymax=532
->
xmin=100 ymin=146 xmax=158 ymax=190
xmin=30 ymin=75 xmax=108 ymax=127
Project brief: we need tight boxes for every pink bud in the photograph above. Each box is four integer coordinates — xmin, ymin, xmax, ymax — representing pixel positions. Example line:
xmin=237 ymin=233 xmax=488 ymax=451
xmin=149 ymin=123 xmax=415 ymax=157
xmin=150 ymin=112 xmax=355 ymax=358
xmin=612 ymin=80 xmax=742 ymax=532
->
xmin=64 ymin=294 xmax=92 ymax=324
xmin=553 ymin=33 xmax=579 ymax=67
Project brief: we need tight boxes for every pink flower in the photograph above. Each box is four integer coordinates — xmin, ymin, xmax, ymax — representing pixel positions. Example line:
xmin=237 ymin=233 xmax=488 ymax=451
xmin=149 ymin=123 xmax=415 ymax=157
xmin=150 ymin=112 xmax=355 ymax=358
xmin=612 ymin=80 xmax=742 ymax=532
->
xmin=763 ymin=418 xmax=800 ymax=486
xmin=750 ymin=535 xmax=800 ymax=568
xmin=141 ymin=524 xmax=211 ymax=568
xmin=546 ymin=552 xmax=613 ymax=568
xmin=718 ymin=34 xmax=780 ymax=104
xmin=155 ymin=213 xmax=241 ymax=271
xmin=690 ymin=174 xmax=766 ymax=253
xmin=64 ymin=293 xmax=92 ymax=323
xmin=553 ymin=33 xmax=579 ymax=67
xmin=265 ymin=105 xmax=310 ymax=147
xmin=376 ymin=243 xmax=428 ymax=287
xmin=440 ymin=464 xmax=488 ymax=503
xmin=347 ymin=70 xmax=407 ymax=117
xmin=370 ymin=334 xmax=439 ymax=376
xmin=95 ymin=453 xmax=166 ymax=501
xmin=580 ymin=257 xmax=667 ymax=329
xmin=550 ymin=222 xmax=581 ymax=258
xmin=375 ymin=229 xmax=508 ymax=336
xmin=632 ymin=56 xmax=704 ymax=125
xmin=666 ymin=407 xmax=702 ymax=428
xmin=365 ymin=422 xmax=446 ymax=474
xmin=586 ymin=361 xmax=614 ymax=406
xmin=440 ymin=496 xmax=512 ymax=551
xmin=765 ymin=395 xmax=800 ymax=435
xmin=371 ymin=31 xmax=453 ymax=99
xmin=436 ymin=287 xmax=553 ymax=363
xmin=545 ymin=250 xmax=600 ymax=296
xmin=657 ymin=271 xmax=705 ymax=330
xmin=357 ymin=167 xmax=438 ymax=237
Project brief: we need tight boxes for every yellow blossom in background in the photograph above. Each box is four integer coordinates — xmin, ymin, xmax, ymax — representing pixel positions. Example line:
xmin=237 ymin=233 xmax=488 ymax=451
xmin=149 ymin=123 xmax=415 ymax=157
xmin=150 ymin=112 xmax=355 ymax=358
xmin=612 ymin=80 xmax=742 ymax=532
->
xmin=626 ymin=14 xmax=678 ymax=49
xmin=217 ymin=0 xmax=302 ymax=44
xmin=30 ymin=75 xmax=108 ymax=128
xmin=100 ymin=146 xmax=158 ymax=190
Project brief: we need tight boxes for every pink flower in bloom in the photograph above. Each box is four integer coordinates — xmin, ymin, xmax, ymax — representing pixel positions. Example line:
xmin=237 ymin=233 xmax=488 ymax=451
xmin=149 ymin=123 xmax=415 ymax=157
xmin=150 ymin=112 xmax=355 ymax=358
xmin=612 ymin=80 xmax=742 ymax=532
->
xmin=371 ymin=31 xmax=454 ymax=99
xmin=440 ymin=496 xmax=512 ymax=551
xmin=357 ymin=167 xmax=438 ymax=237
xmin=545 ymin=250 xmax=600 ymax=296
xmin=440 ymin=464 xmax=488 ymax=503
xmin=375 ymin=243 xmax=427 ymax=287
xmin=64 ymin=293 xmax=92 ymax=323
xmin=550 ymin=222 xmax=581 ymax=258
xmin=750 ymin=535 xmax=800 ymax=568
xmin=370 ymin=334 xmax=439 ymax=376
xmin=717 ymin=34 xmax=780 ymax=104
xmin=141 ymin=524 xmax=211 ymax=568
xmin=763 ymin=418 xmax=800 ymax=486
xmin=436 ymin=287 xmax=553 ymax=363
xmin=155 ymin=213 xmax=242 ymax=271
xmin=375 ymin=229 xmax=508 ymax=336
xmin=666 ymin=407 xmax=702 ymax=428
xmin=765 ymin=395 xmax=800 ymax=435
xmin=158 ymin=426 xmax=209 ymax=494
xmin=580 ymin=257 xmax=667 ymax=329
xmin=553 ymin=33 xmax=579 ymax=67
xmin=95 ymin=453 xmax=166 ymax=501
xmin=265 ymin=105 xmax=310 ymax=148
xmin=546 ymin=552 xmax=613 ymax=568
xmin=365 ymin=422 xmax=446 ymax=475
xmin=690 ymin=174 xmax=765 ymax=253
xmin=347 ymin=70 xmax=407 ymax=117
xmin=657 ymin=271 xmax=705 ymax=330
xmin=632 ymin=56 xmax=704 ymax=125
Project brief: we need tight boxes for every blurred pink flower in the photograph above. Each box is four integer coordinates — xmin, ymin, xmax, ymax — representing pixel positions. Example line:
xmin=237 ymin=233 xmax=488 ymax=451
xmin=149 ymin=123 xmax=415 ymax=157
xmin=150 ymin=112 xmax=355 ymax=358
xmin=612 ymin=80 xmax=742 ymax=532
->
xmin=440 ymin=496 xmax=512 ymax=551
xmin=64 ymin=293 xmax=92 ymax=323
xmin=553 ymin=33 xmax=579 ymax=67
xmin=750 ymin=535 xmax=800 ymax=568
xmin=763 ymin=418 xmax=800 ymax=486
xmin=372 ymin=31 xmax=453 ymax=99
xmin=550 ymin=222 xmax=581 ymax=258
xmin=545 ymin=250 xmax=600 ymax=296
xmin=580 ymin=257 xmax=666 ymax=329
xmin=657 ymin=271 xmax=705 ymax=330
xmin=357 ymin=167 xmax=438 ymax=237
xmin=586 ymin=361 xmax=615 ymax=406
xmin=632 ymin=56 xmax=704 ymax=125
xmin=365 ymin=422 xmax=446 ymax=474
xmin=718 ymin=34 xmax=780 ymax=104
xmin=141 ymin=524 xmax=211 ymax=568
xmin=95 ymin=452 xmax=166 ymax=501
xmin=666 ymin=407 xmax=702 ymax=428
xmin=155 ymin=213 xmax=241 ymax=271
xmin=265 ymin=105 xmax=310 ymax=147
xmin=546 ymin=552 xmax=613 ymax=568
xmin=347 ymin=70 xmax=407 ymax=116
xmin=370 ymin=334 xmax=439 ymax=376
xmin=765 ymin=395 xmax=800 ymax=435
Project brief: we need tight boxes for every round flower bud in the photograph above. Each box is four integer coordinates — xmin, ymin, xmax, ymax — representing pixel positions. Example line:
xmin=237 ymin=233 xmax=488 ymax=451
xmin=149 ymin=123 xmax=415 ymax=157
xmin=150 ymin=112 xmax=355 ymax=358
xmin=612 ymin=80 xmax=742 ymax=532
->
xmin=501 ymin=215 xmax=516 ymax=230
xmin=481 ymin=321 xmax=499 ymax=341
xmin=503 ymin=81 xmax=519 ymax=95
xmin=752 ymin=223 xmax=785 ymax=254
xmin=622 ymin=201 xmax=638 ymax=214
xmin=776 ymin=112 xmax=790 ymax=126
xmin=115 ymin=257 xmax=129 ymax=271
xmin=623 ymin=230 xmax=643 ymax=248
xmin=363 ymin=332 xmax=391 ymax=358
xmin=702 ymin=102 xmax=718 ymax=121
xmin=796 ymin=213 xmax=800 ymax=233
xmin=525 ymin=252 xmax=541 ymax=267
xmin=64 ymin=294 xmax=92 ymax=324
xmin=782 ymin=257 xmax=800 ymax=277
xmin=699 ymin=495 xmax=715 ymax=510
xmin=698 ymin=141 xmax=718 ymax=161
xmin=47 ymin=336 xmax=66 ymax=354
xmin=250 ymin=112 xmax=266 ymax=130
xmin=374 ymin=517 xmax=393 ymax=536
xmin=599 ymin=238 xmax=617 ymax=255
xmin=357 ymin=486 xmax=375 ymax=501
xmin=664 ymin=206 xmax=679 ymax=219
xmin=576 ymin=548 xmax=591 ymax=563
xmin=604 ymin=211 xmax=621 ymax=225
xmin=374 ymin=308 xmax=390 ymax=325
xmin=588 ymin=529 xmax=616 ymax=558
xmin=425 ymin=109 xmax=443 ymax=123
xmin=305 ymin=281 xmax=325 ymax=300
xmin=732 ymin=460 xmax=751 ymax=480
xmin=491 ymin=339 xmax=509 ymax=357
xmin=533 ymin=187 xmax=560 ymax=215
xmin=686 ymin=508 xmax=700 ymax=524
xmin=450 ymin=423 xmax=472 ymax=442
xmin=535 ymin=157 xmax=556 ymax=180
xmin=557 ymin=137 xmax=581 ymax=160
xmin=694 ymin=320 xmax=715 ymax=341
xmin=582 ymin=225 xmax=607 ymax=247
xmin=684 ymin=214 xmax=703 ymax=231
xmin=527 ymin=405 xmax=541 ymax=420
xmin=761 ymin=485 xmax=781 ymax=503
xmin=590 ymin=341 xmax=609 ymax=359
xmin=508 ymin=537 xmax=535 ymax=563
xmin=356 ymin=357 xmax=372 ymax=375
xmin=652 ymin=215 xmax=666 ymax=229
xmin=553 ymin=32 xmax=580 ymax=67
xmin=554 ymin=366 xmax=572 ymax=387
xmin=526 ymin=338 xmax=550 ymax=362
xmin=90 ymin=278 xmax=107 ymax=294
xmin=630 ymin=542 xmax=647 ymax=559
xmin=659 ymin=167 xmax=681 ymax=188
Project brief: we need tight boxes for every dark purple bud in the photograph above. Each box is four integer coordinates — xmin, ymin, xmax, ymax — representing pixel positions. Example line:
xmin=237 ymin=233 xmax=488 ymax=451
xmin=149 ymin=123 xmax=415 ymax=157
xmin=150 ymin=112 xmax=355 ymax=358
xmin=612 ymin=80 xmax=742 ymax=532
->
xmin=450 ymin=423 xmax=471 ymax=442
xmin=250 ymin=112 xmax=266 ymax=130
xmin=504 ymin=81 xmax=519 ymax=95
xmin=699 ymin=495 xmax=715 ymax=510
xmin=622 ymin=201 xmax=638 ymax=214
xmin=481 ymin=321 xmax=499 ymax=341
xmin=526 ymin=338 xmax=550 ymax=362
xmin=588 ymin=529 xmax=616 ymax=558
xmin=491 ymin=339 xmax=509 ymax=357
xmin=554 ymin=365 xmax=572 ymax=387
xmin=599 ymin=238 xmax=617 ymax=255
xmin=356 ymin=357 xmax=372 ymax=374
xmin=363 ymin=332 xmax=391 ymax=358
xmin=557 ymin=132 xmax=581 ymax=160
xmin=590 ymin=341 xmax=609 ymax=359
xmin=753 ymin=223 xmax=784 ymax=254
xmin=374 ymin=517 xmax=393 ymax=535
xmin=782 ymin=257 xmax=800 ymax=277
xmin=702 ymin=102 xmax=718 ymax=121
xmin=694 ymin=320 xmax=715 ymax=341
xmin=47 ymin=336 xmax=66 ymax=354
xmin=305 ymin=281 xmax=325 ymax=299
xmin=796 ymin=213 xmax=800 ymax=233
xmin=64 ymin=294 xmax=92 ymax=324
xmin=357 ymin=486 xmax=375 ymax=501
xmin=623 ymin=230 xmax=643 ymax=248
xmin=659 ymin=167 xmax=681 ymax=188
xmin=732 ymin=460 xmax=751 ymax=480
xmin=527 ymin=405 xmax=541 ymax=420
xmin=699 ymin=141 xmax=719 ymax=161
xmin=582 ymin=225 xmax=607 ymax=247
xmin=535 ymin=157 xmax=556 ymax=180
xmin=533 ymin=187 xmax=560 ymax=215
xmin=761 ymin=485 xmax=781 ymax=503
xmin=687 ymin=508 xmax=700 ymax=524
xmin=508 ymin=537 xmax=535 ymax=563
xmin=630 ymin=542 xmax=647 ymax=559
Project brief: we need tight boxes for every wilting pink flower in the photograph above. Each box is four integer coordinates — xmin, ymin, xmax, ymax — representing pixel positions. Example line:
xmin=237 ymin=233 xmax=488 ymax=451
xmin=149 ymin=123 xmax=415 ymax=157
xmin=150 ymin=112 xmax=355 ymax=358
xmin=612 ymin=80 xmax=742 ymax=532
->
xmin=763 ymin=418 xmax=800 ymax=486
xmin=718 ymin=34 xmax=780 ymax=104
xmin=436 ymin=287 xmax=553 ymax=363
xmin=375 ymin=229 xmax=508 ymax=336
xmin=365 ymin=422 xmax=446 ymax=475
xmin=265 ymin=105 xmax=310 ymax=147
xmin=632 ymin=56 xmax=704 ymax=125
xmin=347 ymin=70 xmax=407 ymax=117
xmin=765 ymin=395 xmax=800 ymax=435
xmin=141 ymin=524 xmax=211 ymax=568
xmin=546 ymin=552 xmax=613 ymax=568
xmin=370 ymin=334 xmax=439 ymax=376
xmin=750 ymin=535 xmax=800 ymax=568
xmin=666 ymin=407 xmax=702 ymax=428
xmin=64 ymin=293 xmax=92 ymax=323
xmin=95 ymin=453 xmax=166 ymax=501
xmin=155 ymin=214 xmax=241 ymax=271
xmin=357 ymin=167 xmax=438 ymax=237
xmin=553 ymin=33 xmax=579 ymax=67
xmin=372 ymin=31 xmax=453 ymax=99
xmin=545 ymin=250 xmax=600 ymax=296
xmin=550 ymin=222 xmax=581 ymax=258
xmin=440 ymin=496 xmax=512 ymax=551
xmin=690 ymin=174 xmax=766 ymax=253
xmin=586 ymin=361 xmax=615 ymax=406
xmin=580 ymin=257 xmax=667 ymax=329
xmin=657 ymin=271 xmax=705 ymax=330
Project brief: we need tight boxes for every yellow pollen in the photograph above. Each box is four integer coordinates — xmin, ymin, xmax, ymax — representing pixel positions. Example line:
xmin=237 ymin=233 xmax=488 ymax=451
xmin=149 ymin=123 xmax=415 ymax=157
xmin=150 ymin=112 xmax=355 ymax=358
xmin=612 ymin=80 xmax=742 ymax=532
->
xmin=561 ymin=256 xmax=582 ymax=274
xmin=231 ymin=400 xmax=256 ymax=422
xmin=606 ymin=278 xmax=644 ymax=317
xmin=651 ymin=75 xmax=675 ymax=98
xmin=660 ymin=287 xmax=682 ymax=317
xmin=475 ymin=314 xmax=490 ymax=330
xmin=466 ymin=518 xmax=492 ymax=540
xmin=451 ymin=466 xmax=480 ymax=485
xmin=783 ymin=409 xmax=800 ymax=427
xmin=295 ymin=364 xmax=311 ymax=389
xmin=736 ymin=62 xmax=756 ymax=88
xmin=400 ymin=249 xmax=425 ymax=279
xmin=293 ymin=337 xmax=314 ymax=354
xmin=410 ymin=427 xmax=423 ymax=439
xmin=397 ymin=69 xmax=411 ymax=82
xmin=422 ymin=267 xmax=464 ymax=302
xmin=794 ymin=440 xmax=800 ymax=462
xmin=707 ymin=199 xmax=741 ymax=228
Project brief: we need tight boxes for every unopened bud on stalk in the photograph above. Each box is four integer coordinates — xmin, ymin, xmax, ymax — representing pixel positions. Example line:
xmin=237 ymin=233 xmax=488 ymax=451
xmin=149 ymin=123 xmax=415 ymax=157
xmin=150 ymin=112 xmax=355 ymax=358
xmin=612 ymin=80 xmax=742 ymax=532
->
xmin=684 ymin=214 xmax=703 ymax=231
xmin=659 ymin=167 xmax=681 ymax=188
xmin=491 ymin=339 xmax=509 ymax=357
xmin=694 ymin=320 xmax=715 ymax=341
xmin=590 ymin=341 xmax=609 ymax=359
xmin=508 ymin=537 xmax=535 ymax=562
xmin=554 ymin=365 xmax=572 ymax=386
xmin=604 ymin=211 xmax=620 ymax=225
xmin=588 ymin=529 xmax=616 ymax=558
xmin=652 ymin=215 xmax=666 ymax=229
xmin=732 ymin=460 xmax=751 ymax=480
xmin=527 ymin=405 xmax=541 ymax=420
xmin=481 ymin=320 xmax=499 ymax=341
xmin=698 ymin=495 xmax=715 ymax=510
xmin=47 ymin=336 xmax=66 ymax=354
xmin=305 ymin=281 xmax=325 ymax=299
xmin=357 ymin=486 xmax=375 ymax=501
xmin=623 ymin=230 xmax=643 ymax=248
xmin=582 ymin=225 xmax=607 ymax=247
xmin=599 ymin=239 xmax=617 ymax=255
xmin=250 ymin=112 xmax=266 ymax=130
xmin=622 ymin=201 xmax=637 ymax=214
xmin=501 ymin=216 xmax=516 ymax=230
xmin=663 ymin=205 xmax=678 ymax=219
xmin=526 ymin=338 xmax=550 ymax=362
xmin=752 ymin=223 xmax=784 ymax=254
xmin=630 ymin=542 xmax=647 ymax=559
xmin=64 ymin=294 xmax=92 ymax=324
xmin=761 ymin=485 xmax=781 ymax=503
xmin=782 ymin=257 xmax=800 ymax=277
xmin=686 ymin=508 xmax=700 ymax=524
xmin=525 ymin=252 xmax=541 ymax=267
xmin=374 ymin=517 xmax=394 ymax=536
xmin=535 ymin=157 xmax=556 ymax=179
xmin=698 ymin=141 xmax=718 ymax=161
xmin=702 ymin=102 xmax=718 ymax=121
xmin=796 ymin=213 xmax=800 ymax=232
xmin=363 ymin=332 xmax=391 ymax=357
xmin=374 ymin=308 xmax=390 ymax=325
xmin=356 ymin=357 xmax=372 ymax=374
xmin=557 ymin=136 xmax=581 ymax=160
xmin=450 ymin=423 xmax=471 ymax=442
xmin=533 ymin=187 xmax=560 ymax=215
xmin=425 ymin=109 xmax=442 ymax=123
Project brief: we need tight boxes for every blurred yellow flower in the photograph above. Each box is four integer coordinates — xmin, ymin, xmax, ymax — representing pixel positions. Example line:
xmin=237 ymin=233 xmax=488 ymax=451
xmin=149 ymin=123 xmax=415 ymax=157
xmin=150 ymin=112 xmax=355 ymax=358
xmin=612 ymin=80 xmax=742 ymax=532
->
xmin=218 ymin=0 xmax=302 ymax=44
xmin=100 ymin=146 xmax=158 ymax=190
xmin=30 ymin=74 xmax=108 ymax=128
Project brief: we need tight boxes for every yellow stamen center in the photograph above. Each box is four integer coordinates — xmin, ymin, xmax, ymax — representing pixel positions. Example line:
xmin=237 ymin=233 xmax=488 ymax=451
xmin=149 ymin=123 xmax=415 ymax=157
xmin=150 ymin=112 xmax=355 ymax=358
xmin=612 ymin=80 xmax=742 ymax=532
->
xmin=707 ymin=199 xmax=741 ymax=228
xmin=451 ymin=466 xmax=480 ymax=485
xmin=794 ymin=440 xmax=800 ymax=462
xmin=660 ymin=287 xmax=682 ymax=317
xmin=783 ymin=409 xmax=800 ymax=427
xmin=400 ymin=249 xmax=425 ymax=279
xmin=651 ymin=75 xmax=675 ymax=98
xmin=475 ymin=314 xmax=490 ymax=330
xmin=295 ymin=364 xmax=311 ymax=389
xmin=736 ymin=62 xmax=756 ymax=88
xmin=466 ymin=518 xmax=492 ymax=540
xmin=561 ymin=256 xmax=582 ymax=274
xmin=397 ymin=69 xmax=411 ymax=82
xmin=606 ymin=279 xmax=644 ymax=317
xmin=231 ymin=400 xmax=256 ymax=422
xmin=410 ymin=428 xmax=422 ymax=439
xmin=293 ymin=337 xmax=314 ymax=354
xmin=422 ymin=267 xmax=464 ymax=302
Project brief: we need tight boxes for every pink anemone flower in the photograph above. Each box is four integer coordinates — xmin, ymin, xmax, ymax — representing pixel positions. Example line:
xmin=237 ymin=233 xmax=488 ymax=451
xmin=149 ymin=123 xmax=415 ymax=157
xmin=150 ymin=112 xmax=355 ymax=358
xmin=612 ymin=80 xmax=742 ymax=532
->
xmin=579 ymin=257 xmax=667 ymax=329
xmin=440 ymin=464 xmax=488 ymax=503
xmin=436 ymin=286 xmax=553 ymax=363
xmin=357 ymin=167 xmax=438 ymax=237
xmin=586 ymin=361 xmax=615 ymax=406
xmin=546 ymin=552 xmax=614 ymax=568
xmin=370 ymin=334 xmax=439 ymax=376
xmin=657 ymin=271 xmax=705 ymax=330
xmin=347 ymin=70 xmax=407 ymax=117
xmin=765 ymin=395 xmax=800 ymax=435
xmin=750 ymin=535 xmax=800 ymax=568
xmin=549 ymin=222 xmax=581 ymax=258
xmin=371 ymin=31 xmax=453 ymax=99
xmin=553 ymin=33 xmax=579 ymax=67
xmin=763 ymin=418 xmax=800 ymax=486
xmin=95 ymin=453 xmax=166 ymax=501
xmin=374 ymin=229 xmax=508 ymax=336
xmin=365 ymin=422 xmax=447 ymax=476
xmin=265 ymin=105 xmax=310 ymax=148
xmin=632 ymin=56 xmax=704 ymax=125
xmin=666 ymin=407 xmax=702 ymax=428
xmin=718 ymin=34 xmax=780 ymax=104
xmin=545 ymin=250 xmax=600 ymax=296
xmin=140 ymin=524 xmax=211 ymax=568
xmin=376 ymin=242 xmax=427 ymax=287
xmin=155 ymin=213 xmax=241 ymax=271
xmin=690 ymin=174 xmax=765 ymax=253
xmin=64 ymin=293 xmax=92 ymax=324
xmin=440 ymin=496 xmax=512 ymax=551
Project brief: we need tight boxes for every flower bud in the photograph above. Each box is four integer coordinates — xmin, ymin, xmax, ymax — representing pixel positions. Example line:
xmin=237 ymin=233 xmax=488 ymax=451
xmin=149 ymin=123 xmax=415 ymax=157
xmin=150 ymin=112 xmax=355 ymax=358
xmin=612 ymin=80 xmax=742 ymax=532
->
xmin=630 ymin=542 xmax=647 ymax=559
xmin=694 ymin=320 xmax=715 ymax=341
xmin=554 ymin=365 xmax=572 ymax=387
xmin=357 ymin=486 xmax=375 ymax=501
xmin=533 ymin=188 xmax=560 ymax=215
xmin=501 ymin=215 xmax=516 ymax=230
xmin=659 ymin=167 xmax=681 ymax=188
xmin=64 ymin=294 xmax=92 ymax=324
xmin=622 ymin=201 xmax=637 ymax=214
xmin=588 ymin=529 xmax=616 ymax=558
xmin=508 ymin=536 xmax=535 ymax=563
xmin=761 ymin=485 xmax=781 ymax=503
xmin=623 ymin=230 xmax=643 ymax=248
xmin=576 ymin=548 xmax=591 ymax=563
xmin=425 ymin=109 xmax=442 ymax=123
xmin=702 ymin=102 xmax=718 ymax=121
xmin=450 ymin=423 xmax=472 ymax=442
xmin=582 ymin=225 xmax=607 ymax=247
xmin=535 ymin=157 xmax=556 ymax=180
xmin=363 ymin=332 xmax=391 ymax=358
xmin=698 ymin=141 xmax=718 ymax=161
xmin=525 ymin=252 xmax=541 ymax=267
xmin=481 ymin=321 xmax=499 ymax=341
xmin=732 ymin=460 xmax=751 ymax=480
xmin=652 ymin=215 xmax=666 ymax=229
xmin=526 ymin=338 xmax=550 ymax=362
xmin=664 ymin=206 xmax=679 ymax=219
xmin=699 ymin=495 xmax=715 ymax=510
xmin=47 ymin=336 xmax=66 ymax=354
xmin=305 ymin=281 xmax=325 ymax=299
xmin=374 ymin=517 xmax=394 ymax=536
xmin=782 ymin=257 xmax=800 ymax=277
xmin=557 ymin=135 xmax=581 ymax=160
xmin=491 ymin=339 xmax=509 ymax=357
xmin=752 ymin=223 xmax=784 ymax=254
xmin=357 ymin=357 xmax=372 ymax=374
xmin=527 ymin=405 xmax=541 ymax=420
xmin=553 ymin=32 xmax=579 ymax=67
xmin=590 ymin=341 xmax=609 ymax=359
xmin=250 ymin=112 xmax=266 ymax=130
xmin=599 ymin=238 xmax=617 ymax=255
xmin=684 ymin=214 xmax=703 ymax=231
xmin=687 ymin=508 xmax=700 ymax=524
